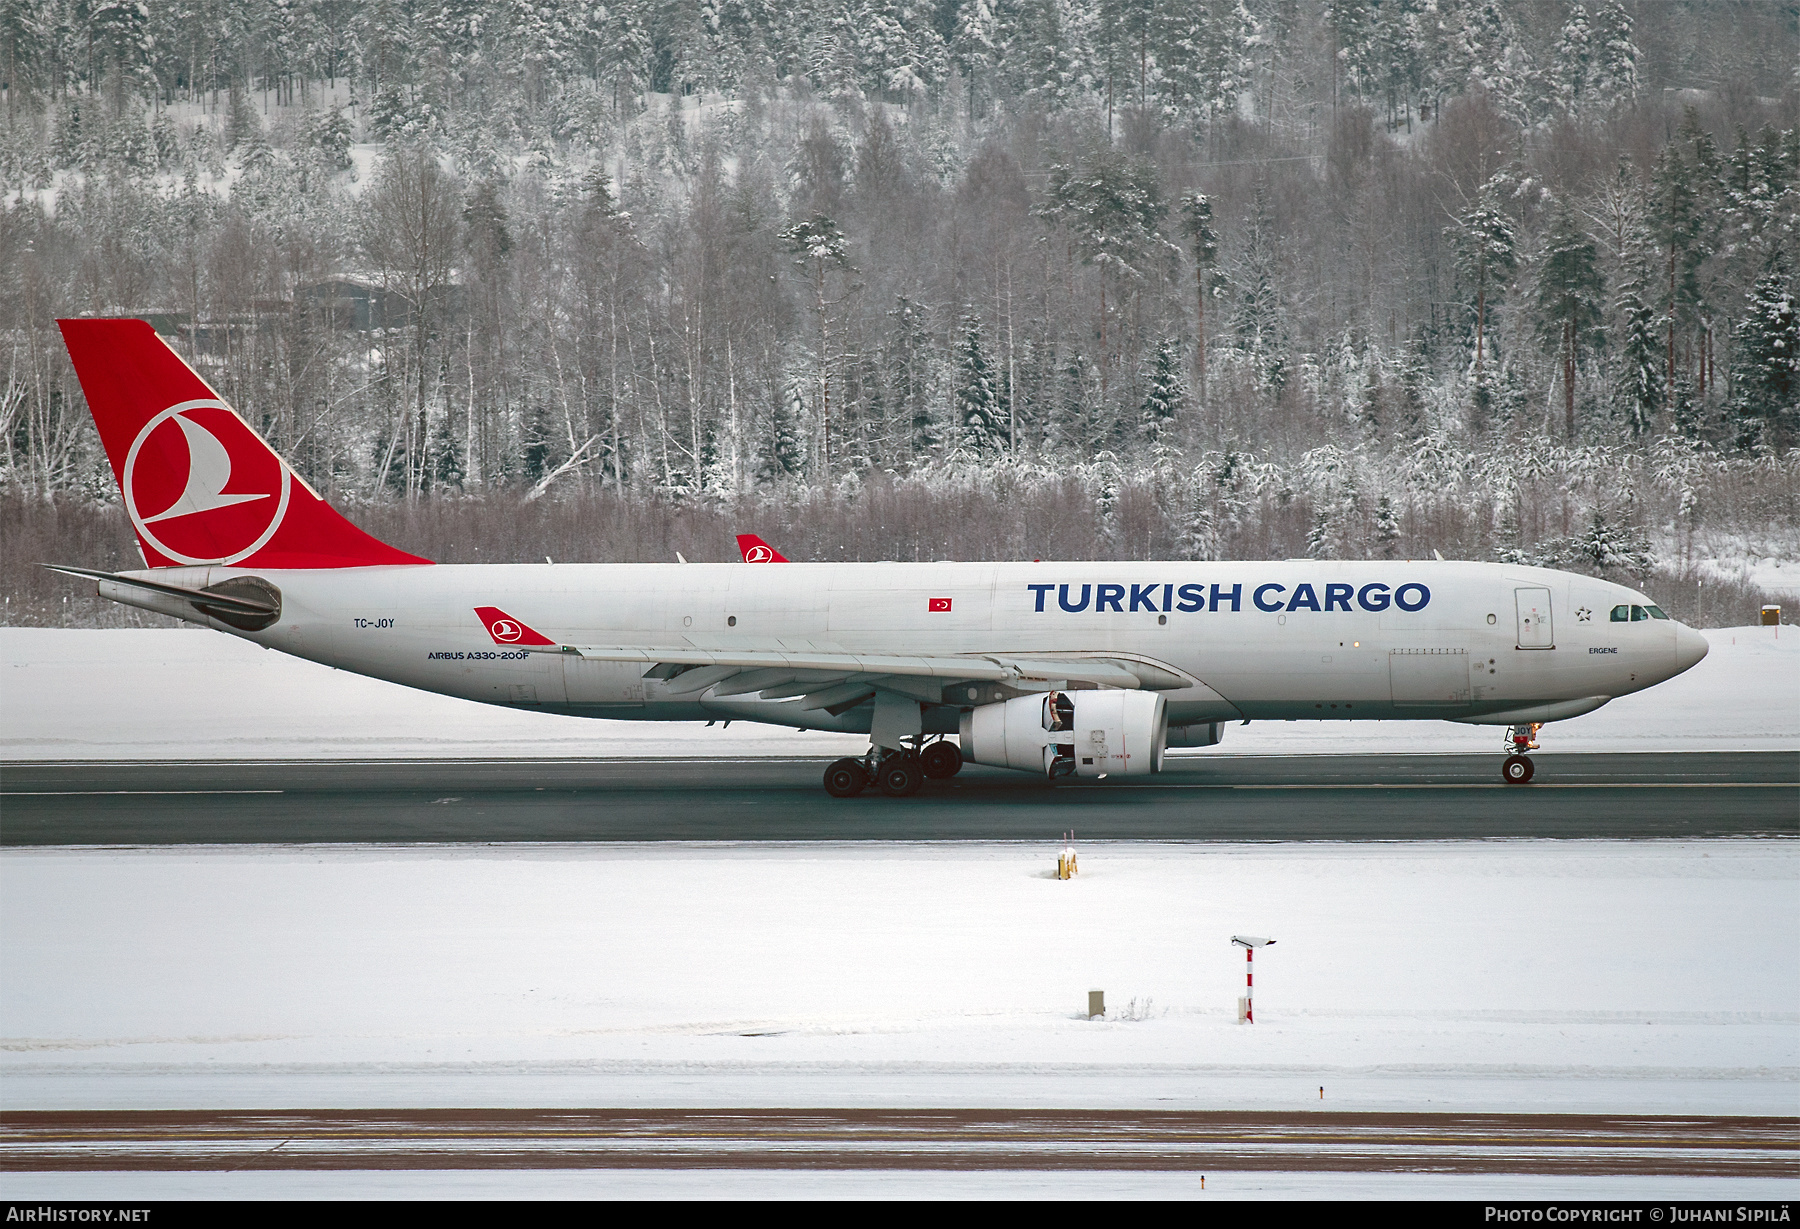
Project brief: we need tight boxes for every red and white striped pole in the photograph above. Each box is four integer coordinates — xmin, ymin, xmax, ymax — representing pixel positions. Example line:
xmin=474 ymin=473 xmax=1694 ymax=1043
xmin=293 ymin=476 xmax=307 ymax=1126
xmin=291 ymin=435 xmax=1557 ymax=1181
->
xmin=1232 ymin=936 xmax=1275 ymax=1024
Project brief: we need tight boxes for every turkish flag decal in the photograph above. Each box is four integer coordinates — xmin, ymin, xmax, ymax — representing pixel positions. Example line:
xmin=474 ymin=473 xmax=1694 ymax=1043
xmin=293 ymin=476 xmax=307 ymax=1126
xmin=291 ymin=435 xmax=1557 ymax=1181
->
xmin=928 ymin=597 xmax=952 ymax=612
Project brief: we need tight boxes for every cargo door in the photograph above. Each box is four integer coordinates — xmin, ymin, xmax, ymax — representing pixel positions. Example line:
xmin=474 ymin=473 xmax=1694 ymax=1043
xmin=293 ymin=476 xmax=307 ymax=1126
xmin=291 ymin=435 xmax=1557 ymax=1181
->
xmin=1515 ymin=587 xmax=1554 ymax=649
xmin=1389 ymin=648 xmax=1470 ymax=706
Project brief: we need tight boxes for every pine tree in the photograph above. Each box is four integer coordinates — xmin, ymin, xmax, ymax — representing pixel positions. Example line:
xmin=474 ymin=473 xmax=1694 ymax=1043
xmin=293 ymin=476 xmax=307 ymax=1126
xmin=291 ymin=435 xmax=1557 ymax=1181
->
xmin=429 ymin=409 xmax=464 ymax=492
xmin=885 ymin=296 xmax=936 ymax=459
xmin=1011 ymin=0 xmax=1084 ymax=107
xmin=302 ymin=106 xmax=354 ymax=170
xmin=1150 ymin=0 xmax=1210 ymax=127
xmin=951 ymin=0 xmax=999 ymax=110
xmin=1038 ymin=150 xmax=1170 ymax=400
xmin=1327 ymin=0 xmax=1380 ymax=106
xmin=1176 ymin=468 xmax=1219 ymax=558
xmin=1233 ymin=186 xmax=1288 ymax=393
xmin=1178 ymin=191 xmax=1221 ymax=401
xmin=1588 ymin=0 xmax=1638 ymax=111
xmin=1729 ymin=252 xmax=1798 ymax=447
xmin=779 ymin=214 xmax=853 ymax=472
xmin=1373 ymin=0 xmax=1426 ymax=131
xmin=1534 ymin=199 xmax=1606 ymax=439
xmin=1652 ymin=132 xmax=1715 ymax=404
xmin=1613 ymin=213 xmax=1663 ymax=438
xmin=856 ymin=0 xmax=949 ymax=98
xmin=1551 ymin=3 xmax=1593 ymax=116
xmin=1451 ymin=0 xmax=1531 ymax=125
xmin=1139 ymin=337 xmax=1185 ymax=459
xmin=953 ymin=309 xmax=1004 ymax=457
xmin=1449 ymin=173 xmax=1518 ymax=406
xmin=761 ymin=380 xmax=807 ymax=482
xmin=1573 ymin=509 xmax=1652 ymax=572
xmin=1374 ymin=494 xmax=1400 ymax=558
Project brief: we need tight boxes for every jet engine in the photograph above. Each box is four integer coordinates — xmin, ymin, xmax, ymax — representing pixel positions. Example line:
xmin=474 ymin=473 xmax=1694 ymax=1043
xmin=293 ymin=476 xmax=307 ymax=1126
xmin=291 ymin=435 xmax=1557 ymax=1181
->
xmin=959 ymin=689 xmax=1168 ymax=779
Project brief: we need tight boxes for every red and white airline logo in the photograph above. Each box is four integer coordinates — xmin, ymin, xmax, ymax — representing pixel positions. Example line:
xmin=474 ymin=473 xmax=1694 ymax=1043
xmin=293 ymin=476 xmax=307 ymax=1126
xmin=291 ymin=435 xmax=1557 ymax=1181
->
xmin=744 ymin=544 xmax=775 ymax=562
xmin=123 ymin=400 xmax=290 ymax=566
xmin=473 ymin=606 xmax=557 ymax=647
xmin=928 ymin=597 xmax=952 ymax=612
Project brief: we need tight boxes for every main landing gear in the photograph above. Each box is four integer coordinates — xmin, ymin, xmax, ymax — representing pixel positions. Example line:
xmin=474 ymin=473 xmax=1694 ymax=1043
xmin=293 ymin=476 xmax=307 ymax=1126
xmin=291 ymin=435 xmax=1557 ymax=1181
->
xmin=1502 ymin=723 xmax=1542 ymax=785
xmin=823 ymin=737 xmax=963 ymax=798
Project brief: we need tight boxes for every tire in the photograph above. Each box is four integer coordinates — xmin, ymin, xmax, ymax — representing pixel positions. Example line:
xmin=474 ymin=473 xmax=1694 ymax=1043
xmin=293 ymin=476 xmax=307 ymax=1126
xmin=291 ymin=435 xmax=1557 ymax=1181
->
xmin=919 ymin=741 xmax=963 ymax=779
xmin=1502 ymin=754 xmax=1535 ymax=784
xmin=876 ymin=755 xmax=925 ymax=797
xmin=823 ymin=758 xmax=868 ymax=798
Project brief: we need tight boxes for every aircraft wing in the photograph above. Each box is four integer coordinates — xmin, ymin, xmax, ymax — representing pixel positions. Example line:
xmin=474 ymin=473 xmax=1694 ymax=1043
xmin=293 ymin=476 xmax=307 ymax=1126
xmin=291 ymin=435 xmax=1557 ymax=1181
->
xmin=536 ymin=642 xmax=1164 ymax=713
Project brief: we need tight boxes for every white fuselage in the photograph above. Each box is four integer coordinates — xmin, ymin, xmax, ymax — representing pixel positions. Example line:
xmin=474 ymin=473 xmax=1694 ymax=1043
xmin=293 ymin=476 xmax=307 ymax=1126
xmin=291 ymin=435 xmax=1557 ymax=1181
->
xmin=113 ymin=559 xmax=1710 ymax=738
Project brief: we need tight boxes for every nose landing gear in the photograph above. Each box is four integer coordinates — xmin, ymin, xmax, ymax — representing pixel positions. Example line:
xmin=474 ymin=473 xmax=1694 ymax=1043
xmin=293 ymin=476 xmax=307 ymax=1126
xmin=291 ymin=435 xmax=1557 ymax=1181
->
xmin=1501 ymin=723 xmax=1542 ymax=784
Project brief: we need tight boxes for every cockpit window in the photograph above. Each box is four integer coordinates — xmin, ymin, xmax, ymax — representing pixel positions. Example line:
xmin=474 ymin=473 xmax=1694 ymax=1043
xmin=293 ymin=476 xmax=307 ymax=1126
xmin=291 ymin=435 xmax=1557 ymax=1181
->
xmin=1630 ymin=605 xmax=1650 ymax=621
xmin=1645 ymin=605 xmax=1670 ymax=620
xmin=1611 ymin=605 xmax=1631 ymax=622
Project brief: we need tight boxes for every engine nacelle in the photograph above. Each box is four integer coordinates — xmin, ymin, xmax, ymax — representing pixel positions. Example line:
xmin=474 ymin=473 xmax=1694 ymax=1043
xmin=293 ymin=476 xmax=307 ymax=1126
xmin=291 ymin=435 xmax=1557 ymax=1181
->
xmin=959 ymin=690 xmax=1168 ymax=779
xmin=1166 ymin=721 xmax=1224 ymax=748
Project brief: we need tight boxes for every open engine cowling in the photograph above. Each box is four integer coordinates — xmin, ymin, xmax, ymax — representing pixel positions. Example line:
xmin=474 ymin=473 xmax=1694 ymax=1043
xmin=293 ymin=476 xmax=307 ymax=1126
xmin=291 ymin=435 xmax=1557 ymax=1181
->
xmin=959 ymin=690 xmax=1168 ymax=779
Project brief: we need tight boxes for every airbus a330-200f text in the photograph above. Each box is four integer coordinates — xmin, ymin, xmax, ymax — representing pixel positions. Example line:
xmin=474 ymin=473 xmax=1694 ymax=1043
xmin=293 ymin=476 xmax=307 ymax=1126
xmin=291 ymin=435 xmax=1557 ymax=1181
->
xmin=49 ymin=319 xmax=1710 ymax=796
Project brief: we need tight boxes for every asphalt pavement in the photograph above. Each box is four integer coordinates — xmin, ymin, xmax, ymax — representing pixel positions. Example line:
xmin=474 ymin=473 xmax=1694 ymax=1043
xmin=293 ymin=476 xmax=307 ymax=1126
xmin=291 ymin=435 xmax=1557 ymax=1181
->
xmin=4 ymin=1108 xmax=1791 ymax=1176
xmin=2 ymin=752 xmax=1793 ymax=844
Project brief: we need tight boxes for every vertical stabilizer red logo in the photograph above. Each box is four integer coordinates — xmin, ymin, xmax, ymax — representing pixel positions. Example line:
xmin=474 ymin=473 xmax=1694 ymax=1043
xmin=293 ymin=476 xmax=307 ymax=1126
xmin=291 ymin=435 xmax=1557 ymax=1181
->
xmin=57 ymin=318 xmax=434 ymax=570
xmin=736 ymin=533 xmax=789 ymax=563
xmin=124 ymin=401 xmax=291 ymax=566
xmin=473 ymin=607 xmax=557 ymax=646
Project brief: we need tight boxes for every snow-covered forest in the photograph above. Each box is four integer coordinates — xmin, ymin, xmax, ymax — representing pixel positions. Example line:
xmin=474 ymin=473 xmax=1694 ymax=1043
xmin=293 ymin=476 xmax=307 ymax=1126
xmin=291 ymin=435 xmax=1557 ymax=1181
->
xmin=1 ymin=0 xmax=1797 ymax=626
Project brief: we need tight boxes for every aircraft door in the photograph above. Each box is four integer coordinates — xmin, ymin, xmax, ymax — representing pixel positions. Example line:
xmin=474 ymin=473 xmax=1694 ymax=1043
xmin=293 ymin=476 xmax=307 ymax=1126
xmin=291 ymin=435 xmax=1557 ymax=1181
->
xmin=1515 ymin=587 xmax=1554 ymax=649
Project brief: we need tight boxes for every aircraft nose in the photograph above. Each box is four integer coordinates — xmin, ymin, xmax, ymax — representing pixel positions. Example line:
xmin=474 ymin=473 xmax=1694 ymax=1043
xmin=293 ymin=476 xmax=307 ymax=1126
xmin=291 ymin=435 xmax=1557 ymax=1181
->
xmin=1674 ymin=623 xmax=1710 ymax=675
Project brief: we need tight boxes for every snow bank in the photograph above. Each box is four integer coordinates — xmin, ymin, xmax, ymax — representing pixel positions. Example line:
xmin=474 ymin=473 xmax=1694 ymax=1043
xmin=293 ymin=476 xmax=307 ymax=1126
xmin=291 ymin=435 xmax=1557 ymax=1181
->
xmin=3 ymin=840 xmax=1793 ymax=1115
xmin=2 ymin=625 xmax=1794 ymax=760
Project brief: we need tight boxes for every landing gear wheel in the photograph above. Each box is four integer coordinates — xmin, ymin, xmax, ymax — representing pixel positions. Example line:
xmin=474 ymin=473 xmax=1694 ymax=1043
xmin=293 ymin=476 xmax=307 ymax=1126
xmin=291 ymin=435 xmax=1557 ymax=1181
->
xmin=823 ymin=758 xmax=869 ymax=798
xmin=876 ymin=755 xmax=925 ymax=797
xmin=1502 ymin=754 xmax=1535 ymax=784
xmin=919 ymin=741 xmax=963 ymax=779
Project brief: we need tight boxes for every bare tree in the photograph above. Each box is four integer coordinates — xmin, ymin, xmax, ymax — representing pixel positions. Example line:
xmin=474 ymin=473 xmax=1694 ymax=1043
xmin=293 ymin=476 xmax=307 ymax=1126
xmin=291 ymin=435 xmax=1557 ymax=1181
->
xmin=362 ymin=143 xmax=461 ymax=498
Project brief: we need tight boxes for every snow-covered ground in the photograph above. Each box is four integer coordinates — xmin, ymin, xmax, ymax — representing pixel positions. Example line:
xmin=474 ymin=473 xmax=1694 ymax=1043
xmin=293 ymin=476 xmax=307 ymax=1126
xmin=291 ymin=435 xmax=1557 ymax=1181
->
xmin=2 ymin=624 xmax=1795 ymax=760
xmin=3 ymin=840 xmax=1794 ymax=1116
xmin=1684 ymin=531 xmax=1800 ymax=604
xmin=5 ymin=1169 xmax=1793 ymax=1201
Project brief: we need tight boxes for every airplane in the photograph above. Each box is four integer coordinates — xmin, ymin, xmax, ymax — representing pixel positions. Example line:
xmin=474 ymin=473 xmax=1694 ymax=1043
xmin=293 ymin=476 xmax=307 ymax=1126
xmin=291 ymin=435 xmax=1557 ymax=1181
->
xmin=736 ymin=534 xmax=788 ymax=563
xmin=46 ymin=318 xmax=1710 ymax=797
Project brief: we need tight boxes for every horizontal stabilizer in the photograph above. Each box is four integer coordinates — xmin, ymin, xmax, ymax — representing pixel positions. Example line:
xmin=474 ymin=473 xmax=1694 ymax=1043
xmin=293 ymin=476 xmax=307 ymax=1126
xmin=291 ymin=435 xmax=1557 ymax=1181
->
xmin=41 ymin=564 xmax=276 ymax=616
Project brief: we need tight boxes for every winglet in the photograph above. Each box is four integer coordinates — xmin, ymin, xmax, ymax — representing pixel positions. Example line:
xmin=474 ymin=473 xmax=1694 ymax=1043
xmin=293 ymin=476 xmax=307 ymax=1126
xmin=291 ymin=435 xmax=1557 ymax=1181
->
xmin=736 ymin=533 xmax=789 ymax=563
xmin=473 ymin=606 xmax=557 ymax=646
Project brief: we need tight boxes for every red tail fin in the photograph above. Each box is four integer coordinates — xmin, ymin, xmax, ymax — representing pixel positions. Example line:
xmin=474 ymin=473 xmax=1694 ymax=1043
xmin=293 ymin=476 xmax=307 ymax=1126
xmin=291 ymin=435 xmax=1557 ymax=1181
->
xmin=58 ymin=318 xmax=430 ymax=569
xmin=736 ymin=533 xmax=788 ymax=563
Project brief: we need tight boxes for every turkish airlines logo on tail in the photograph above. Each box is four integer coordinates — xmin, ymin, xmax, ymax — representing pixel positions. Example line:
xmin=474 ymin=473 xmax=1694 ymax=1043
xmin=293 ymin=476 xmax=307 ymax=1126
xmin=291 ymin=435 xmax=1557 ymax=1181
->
xmin=735 ymin=533 xmax=789 ymax=563
xmin=124 ymin=400 xmax=290 ymax=566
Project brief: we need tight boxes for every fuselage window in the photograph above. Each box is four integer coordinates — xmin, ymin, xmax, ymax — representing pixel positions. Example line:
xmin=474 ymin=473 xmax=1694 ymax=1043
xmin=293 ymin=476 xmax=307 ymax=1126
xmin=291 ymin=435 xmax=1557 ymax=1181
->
xmin=1610 ymin=605 xmax=1631 ymax=622
xmin=1645 ymin=605 xmax=1670 ymax=620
